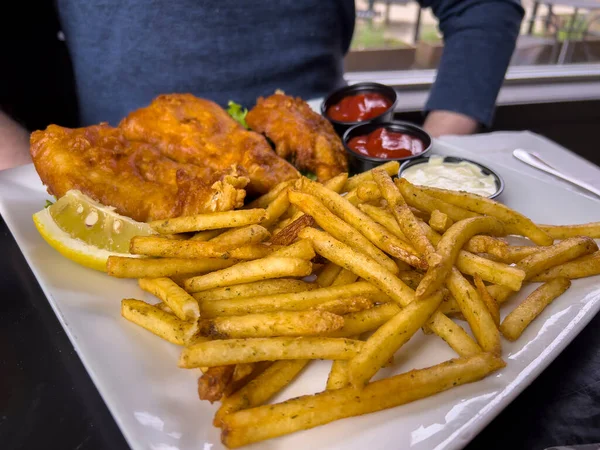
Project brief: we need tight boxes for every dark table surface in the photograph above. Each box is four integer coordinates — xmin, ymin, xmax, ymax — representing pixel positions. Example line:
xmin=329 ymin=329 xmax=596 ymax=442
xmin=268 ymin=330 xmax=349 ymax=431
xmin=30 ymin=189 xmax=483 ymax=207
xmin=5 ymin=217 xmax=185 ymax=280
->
xmin=1 ymin=214 xmax=599 ymax=450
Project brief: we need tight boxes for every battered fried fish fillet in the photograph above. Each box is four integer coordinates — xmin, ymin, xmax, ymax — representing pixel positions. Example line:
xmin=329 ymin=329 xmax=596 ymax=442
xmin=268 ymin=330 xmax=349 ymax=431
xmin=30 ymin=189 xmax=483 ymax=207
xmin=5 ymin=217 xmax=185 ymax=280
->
xmin=246 ymin=92 xmax=348 ymax=182
xmin=30 ymin=124 xmax=248 ymax=222
xmin=119 ymin=94 xmax=300 ymax=195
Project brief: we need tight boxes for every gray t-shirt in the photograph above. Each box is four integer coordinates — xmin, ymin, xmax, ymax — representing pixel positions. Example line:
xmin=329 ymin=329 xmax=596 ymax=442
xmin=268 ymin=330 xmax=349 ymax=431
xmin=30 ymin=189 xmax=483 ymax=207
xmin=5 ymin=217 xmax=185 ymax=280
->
xmin=55 ymin=0 xmax=523 ymax=127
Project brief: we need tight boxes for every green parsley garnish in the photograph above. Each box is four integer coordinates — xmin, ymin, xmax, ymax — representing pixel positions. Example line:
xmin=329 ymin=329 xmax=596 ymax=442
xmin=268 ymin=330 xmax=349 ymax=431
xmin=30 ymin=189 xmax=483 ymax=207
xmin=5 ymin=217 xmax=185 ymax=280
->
xmin=226 ymin=101 xmax=249 ymax=129
xmin=301 ymin=170 xmax=318 ymax=181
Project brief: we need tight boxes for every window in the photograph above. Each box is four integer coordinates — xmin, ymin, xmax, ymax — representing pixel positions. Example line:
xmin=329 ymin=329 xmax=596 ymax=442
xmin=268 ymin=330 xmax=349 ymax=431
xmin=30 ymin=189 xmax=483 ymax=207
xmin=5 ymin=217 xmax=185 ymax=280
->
xmin=346 ymin=0 xmax=600 ymax=109
xmin=348 ymin=0 xmax=600 ymax=70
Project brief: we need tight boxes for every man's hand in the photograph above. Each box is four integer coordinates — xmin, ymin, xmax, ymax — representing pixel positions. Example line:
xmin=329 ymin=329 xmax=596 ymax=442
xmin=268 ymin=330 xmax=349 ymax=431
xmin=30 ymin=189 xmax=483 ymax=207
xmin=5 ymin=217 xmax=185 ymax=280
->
xmin=0 ymin=110 xmax=31 ymax=171
xmin=422 ymin=110 xmax=479 ymax=138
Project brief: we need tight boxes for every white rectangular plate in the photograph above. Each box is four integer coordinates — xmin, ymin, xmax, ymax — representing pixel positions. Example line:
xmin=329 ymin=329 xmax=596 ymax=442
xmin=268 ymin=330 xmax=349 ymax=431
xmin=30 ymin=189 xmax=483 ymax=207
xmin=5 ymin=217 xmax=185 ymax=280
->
xmin=1 ymin=140 xmax=599 ymax=450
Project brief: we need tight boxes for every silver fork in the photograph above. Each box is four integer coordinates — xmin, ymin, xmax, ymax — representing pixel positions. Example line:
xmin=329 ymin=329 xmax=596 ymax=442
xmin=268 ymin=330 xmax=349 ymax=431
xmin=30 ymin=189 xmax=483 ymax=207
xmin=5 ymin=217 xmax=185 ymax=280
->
xmin=513 ymin=149 xmax=600 ymax=199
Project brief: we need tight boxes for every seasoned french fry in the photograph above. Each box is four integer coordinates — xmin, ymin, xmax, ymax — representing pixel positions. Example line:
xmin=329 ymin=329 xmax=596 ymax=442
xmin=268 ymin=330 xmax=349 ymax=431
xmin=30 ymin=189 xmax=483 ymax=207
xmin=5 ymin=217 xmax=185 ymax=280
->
xmin=455 ymin=251 xmax=525 ymax=291
xmin=323 ymin=173 xmax=349 ymax=193
xmin=138 ymin=277 xmax=200 ymax=321
xmin=226 ymin=244 xmax=281 ymax=260
xmin=327 ymin=303 xmax=402 ymax=337
xmin=395 ymin=178 xmax=479 ymax=222
xmin=343 ymin=161 xmax=400 ymax=192
xmin=538 ymin=221 xmax=600 ymax=240
xmin=200 ymin=282 xmax=386 ymax=317
xmin=289 ymin=190 xmax=398 ymax=273
xmin=464 ymin=235 xmax=540 ymax=263
xmin=107 ymin=256 xmax=236 ymax=278
xmin=162 ymin=233 xmax=193 ymax=240
xmin=220 ymin=353 xmax=506 ymax=448
xmin=414 ymin=185 xmax=553 ymax=245
xmin=121 ymin=299 xmax=198 ymax=345
xmin=246 ymin=180 xmax=294 ymax=209
xmin=532 ymin=251 xmax=600 ymax=281
xmin=327 ymin=360 xmax=350 ymax=390
xmin=397 ymin=270 xmax=423 ymax=290
xmin=500 ymin=277 xmax=571 ymax=341
xmin=154 ymin=301 xmax=173 ymax=314
xmin=473 ymin=275 xmax=500 ymax=327
xmin=418 ymin=220 xmax=442 ymax=245
xmin=190 ymin=229 xmax=224 ymax=241
xmin=517 ymin=236 xmax=598 ymax=280
xmin=298 ymin=177 xmax=425 ymax=268
xmin=129 ymin=234 xmax=270 ymax=259
xmin=348 ymin=290 xmax=443 ymax=388
xmin=316 ymin=262 xmax=343 ymax=287
xmin=179 ymin=337 xmax=363 ymax=368
xmin=269 ymin=214 xmax=317 ymax=246
xmin=486 ymin=284 xmax=515 ymax=304
xmin=214 ymin=360 xmax=309 ymax=426
xmin=199 ymin=310 xmax=344 ymax=339
xmin=270 ymin=239 xmax=315 ymax=260
xmin=356 ymin=181 xmax=381 ymax=202
xmin=501 ymin=246 xmax=543 ymax=263
xmin=209 ymin=224 xmax=270 ymax=246
xmin=372 ymin=169 xmax=438 ymax=263
xmin=313 ymin=296 xmax=374 ymax=315
xmin=150 ymin=209 xmax=268 ymax=234
xmin=409 ymin=206 xmax=431 ymax=221
xmin=416 ymin=216 xmax=505 ymax=300
xmin=299 ymin=227 xmax=415 ymax=306
xmin=437 ymin=293 xmax=460 ymax=315
xmin=429 ymin=209 xmax=454 ymax=233
xmin=438 ymin=283 xmax=514 ymax=317
xmin=426 ymin=312 xmax=482 ymax=357
xmin=446 ymin=268 xmax=501 ymax=355
xmin=357 ymin=203 xmax=409 ymax=242
xmin=194 ymin=279 xmax=317 ymax=302
xmin=395 ymin=258 xmax=412 ymax=271
xmin=331 ymin=269 xmax=359 ymax=286
xmin=343 ymin=188 xmax=361 ymax=206
xmin=232 ymin=363 xmax=256 ymax=383
xmin=184 ymin=257 xmax=312 ymax=293
xmin=260 ymin=189 xmax=291 ymax=229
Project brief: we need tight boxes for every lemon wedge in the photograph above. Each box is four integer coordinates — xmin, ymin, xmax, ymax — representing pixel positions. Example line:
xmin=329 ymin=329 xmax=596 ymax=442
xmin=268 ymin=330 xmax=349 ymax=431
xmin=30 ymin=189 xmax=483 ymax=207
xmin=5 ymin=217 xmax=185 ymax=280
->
xmin=33 ymin=190 xmax=156 ymax=272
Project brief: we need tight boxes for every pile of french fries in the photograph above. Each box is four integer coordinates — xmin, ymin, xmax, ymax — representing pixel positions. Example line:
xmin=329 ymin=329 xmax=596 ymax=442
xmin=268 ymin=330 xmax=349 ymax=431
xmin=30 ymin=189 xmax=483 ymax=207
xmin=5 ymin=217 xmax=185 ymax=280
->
xmin=107 ymin=160 xmax=600 ymax=448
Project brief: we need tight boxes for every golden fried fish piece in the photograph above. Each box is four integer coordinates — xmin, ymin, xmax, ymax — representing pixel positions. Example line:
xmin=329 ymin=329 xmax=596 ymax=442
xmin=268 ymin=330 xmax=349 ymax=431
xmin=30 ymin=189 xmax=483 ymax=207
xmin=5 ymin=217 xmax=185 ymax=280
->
xmin=30 ymin=124 xmax=248 ymax=222
xmin=246 ymin=92 xmax=348 ymax=182
xmin=119 ymin=93 xmax=300 ymax=195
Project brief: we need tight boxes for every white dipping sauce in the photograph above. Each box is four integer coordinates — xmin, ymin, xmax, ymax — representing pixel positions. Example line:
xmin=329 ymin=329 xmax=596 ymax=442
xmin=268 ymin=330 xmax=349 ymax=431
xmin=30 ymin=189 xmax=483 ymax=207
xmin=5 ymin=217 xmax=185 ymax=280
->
xmin=401 ymin=156 xmax=498 ymax=197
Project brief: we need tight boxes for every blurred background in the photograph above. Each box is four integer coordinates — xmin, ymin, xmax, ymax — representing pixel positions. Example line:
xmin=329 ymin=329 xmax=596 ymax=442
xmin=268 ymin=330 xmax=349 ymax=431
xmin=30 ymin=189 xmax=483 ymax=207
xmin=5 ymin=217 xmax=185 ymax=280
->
xmin=347 ymin=0 xmax=600 ymax=71
xmin=345 ymin=0 xmax=600 ymax=165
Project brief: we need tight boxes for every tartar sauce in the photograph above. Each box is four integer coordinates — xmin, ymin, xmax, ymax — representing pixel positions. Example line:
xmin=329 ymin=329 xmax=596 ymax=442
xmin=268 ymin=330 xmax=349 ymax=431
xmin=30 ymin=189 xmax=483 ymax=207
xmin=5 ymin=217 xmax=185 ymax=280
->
xmin=401 ymin=156 xmax=498 ymax=197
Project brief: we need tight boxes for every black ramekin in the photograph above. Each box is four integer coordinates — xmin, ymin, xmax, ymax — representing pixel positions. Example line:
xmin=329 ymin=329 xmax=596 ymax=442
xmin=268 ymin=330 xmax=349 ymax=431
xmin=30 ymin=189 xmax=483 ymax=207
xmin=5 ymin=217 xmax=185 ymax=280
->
xmin=342 ymin=120 xmax=432 ymax=175
xmin=398 ymin=155 xmax=505 ymax=199
xmin=321 ymin=82 xmax=398 ymax=137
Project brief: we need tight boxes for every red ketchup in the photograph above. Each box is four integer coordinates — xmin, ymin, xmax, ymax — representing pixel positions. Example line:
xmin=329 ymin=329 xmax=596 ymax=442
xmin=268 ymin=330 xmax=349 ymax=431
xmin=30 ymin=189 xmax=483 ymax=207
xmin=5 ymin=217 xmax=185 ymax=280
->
xmin=347 ymin=128 xmax=424 ymax=159
xmin=327 ymin=92 xmax=392 ymax=122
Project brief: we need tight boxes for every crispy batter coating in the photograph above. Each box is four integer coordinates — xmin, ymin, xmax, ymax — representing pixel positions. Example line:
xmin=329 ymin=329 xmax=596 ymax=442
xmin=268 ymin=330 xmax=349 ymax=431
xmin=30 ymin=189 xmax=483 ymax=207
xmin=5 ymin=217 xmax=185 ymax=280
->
xmin=30 ymin=124 xmax=248 ymax=222
xmin=120 ymin=94 xmax=300 ymax=194
xmin=198 ymin=366 xmax=236 ymax=403
xmin=246 ymin=92 xmax=348 ymax=182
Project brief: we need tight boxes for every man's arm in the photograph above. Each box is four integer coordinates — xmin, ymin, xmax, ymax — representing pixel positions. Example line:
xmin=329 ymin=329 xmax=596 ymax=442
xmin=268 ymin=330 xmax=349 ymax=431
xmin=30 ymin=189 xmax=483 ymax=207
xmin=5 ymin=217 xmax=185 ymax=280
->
xmin=0 ymin=110 xmax=31 ymax=171
xmin=421 ymin=0 xmax=524 ymax=137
